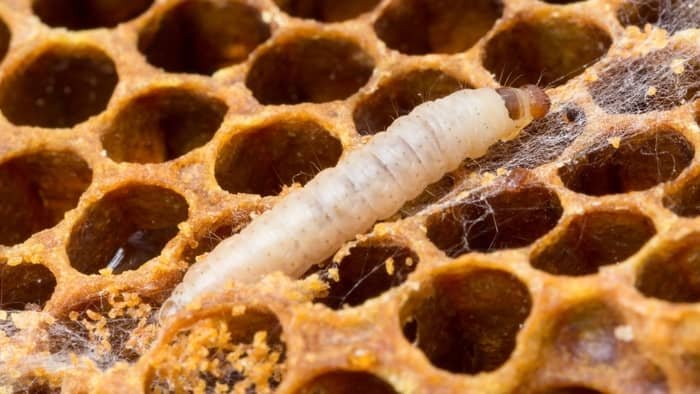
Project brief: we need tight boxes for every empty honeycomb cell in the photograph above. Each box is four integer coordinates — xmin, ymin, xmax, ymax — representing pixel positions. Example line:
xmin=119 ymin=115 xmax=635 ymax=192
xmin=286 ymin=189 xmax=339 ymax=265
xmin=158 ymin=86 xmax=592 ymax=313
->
xmin=32 ymin=0 xmax=154 ymax=30
xmin=181 ymin=211 xmax=254 ymax=264
xmin=662 ymin=172 xmax=700 ymax=217
xmin=273 ymin=0 xmax=381 ymax=22
xmin=472 ymin=104 xmax=586 ymax=173
xmin=635 ymin=233 xmax=700 ymax=302
xmin=150 ymin=307 xmax=285 ymax=392
xmin=400 ymin=268 xmax=532 ymax=374
xmin=0 ymin=45 xmax=118 ymax=128
xmin=67 ymin=184 xmax=188 ymax=275
xmin=559 ymin=130 xmax=694 ymax=196
xmin=426 ymin=184 xmax=563 ymax=257
xmin=483 ymin=16 xmax=611 ymax=87
xmin=553 ymin=302 xmax=624 ymax=364
xmin=617 ymin=0 xmax=698 ymax=33
xmin=101 ymin=87 xmax=227 ymax=163
xmin=215 ymin=119 xmax=342 ymax=196
xmin=590 ymin=47 xmax=700 ymax=114
xmin=531 ymin=210 xmax=655 ymax=276
xmin=295 ymin=370 xmax=398 ymax=394
xmin=137 ymin=0 xmax=271 ymax=75
xmin=353 ymin=69 xmax=467 ymax=135
xmin=246 ymin=37 xmax=374 ymax=105
xmin=313 ymin=240 xmax=419 ymax=309
xmin=374 ymin=0 xmax=502 ymax=55
xmin=0 ymin=151 xmax=92 ymax=246
xmin=0 ymin=262 xmax=56 ymax=310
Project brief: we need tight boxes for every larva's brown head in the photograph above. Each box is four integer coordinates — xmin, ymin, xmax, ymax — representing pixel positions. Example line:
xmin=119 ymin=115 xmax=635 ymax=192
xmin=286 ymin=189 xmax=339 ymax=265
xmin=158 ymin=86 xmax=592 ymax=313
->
xmin=496 ymin=85 xmax=551 ymax=121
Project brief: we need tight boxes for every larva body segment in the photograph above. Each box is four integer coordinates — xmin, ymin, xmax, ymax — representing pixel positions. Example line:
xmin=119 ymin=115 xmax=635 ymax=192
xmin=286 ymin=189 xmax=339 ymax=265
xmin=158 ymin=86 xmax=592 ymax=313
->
xmin=161 ymin=87 xmax=549 ymax=319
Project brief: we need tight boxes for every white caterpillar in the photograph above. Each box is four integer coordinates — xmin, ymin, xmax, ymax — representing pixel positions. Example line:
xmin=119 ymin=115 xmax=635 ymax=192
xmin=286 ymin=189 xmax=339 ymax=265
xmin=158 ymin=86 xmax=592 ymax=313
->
xmin=160 ymin=86 xmax=550 ymax=319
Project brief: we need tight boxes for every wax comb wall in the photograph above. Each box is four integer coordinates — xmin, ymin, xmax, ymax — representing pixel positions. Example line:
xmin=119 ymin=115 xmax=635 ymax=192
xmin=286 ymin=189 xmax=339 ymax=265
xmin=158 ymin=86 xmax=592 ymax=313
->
xmin=0 ymin=0 xmax=699 ymax=393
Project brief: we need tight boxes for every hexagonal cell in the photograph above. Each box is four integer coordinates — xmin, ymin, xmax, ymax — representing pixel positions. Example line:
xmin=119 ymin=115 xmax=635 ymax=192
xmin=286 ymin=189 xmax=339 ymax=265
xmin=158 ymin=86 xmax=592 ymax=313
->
xmin=67 ymin=184 xmax=188 ymax=275
xmin=531 ymin=210 xmax=655 ymax=276
xmin=426 ymin=184 xmax=562 ymax=257
xmin=138 ymin=0 xmax=271 ymax=75
xmin=617 ymin=0 xmax=698 ymax=33
xmin=0 ymin=151 xmax=92 ymax=246
xmin=32 ymin=0 xmax=154 ymax=30
xmin=483 ymin=16 xmax=611 ymax=87
xmin=472 ymin=104 xmax=586 ymax=173
xmin=273 ymin=0 xmax=380 ymax=22
xmin=353 ymin=69 xmax=467 ymax=135
xmin=401 ymin=268 xmax=532 ymax=374
xmin=295 ymin=371 xmax=398 ymax=394
xmin=0 ymin=45 xmax=118 ymax=128
xmin=553 ymin=302 xmax=624 ymax=364
xmin=48 ymin=294 xmax=158 ymax=368
xmin=590 ymin=47 xmax=700 ymax=114
xmin=215 ymin=119 xmax=342 ymax=196
xmin=150 ymin=307 xmax=286 ymax=392
xmin=246 ymin=37 xmax=374 ymax=105
xmin=101 ymin=87 xmax=227 ymax=163
xmin=0 ymin=261 xmax=56 ymax=310
xmin=636 ymin=233 xmax=700 ymax=303
xmin=374 ymin=0 xmax=502 ymax=55
xmin=559 ymin=130 xmax=694 ymax=196
xmin=662 ymin=171 xmax=700 ymax=217
xmin=181 ymin=210 xmax=255 ymax=264
xmin=312 ymin=240 xmax=419 ymax=309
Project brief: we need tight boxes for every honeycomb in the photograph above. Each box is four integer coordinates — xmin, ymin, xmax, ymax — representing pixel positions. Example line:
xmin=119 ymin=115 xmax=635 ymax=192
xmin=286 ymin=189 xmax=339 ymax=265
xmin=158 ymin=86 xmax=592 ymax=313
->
xmin=0 ymin=0 xmax=699 ymax=393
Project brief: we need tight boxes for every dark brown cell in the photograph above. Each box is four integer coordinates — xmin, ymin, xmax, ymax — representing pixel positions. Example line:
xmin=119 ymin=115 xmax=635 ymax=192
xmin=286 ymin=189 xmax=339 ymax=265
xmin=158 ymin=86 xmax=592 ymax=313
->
xmin=33 ymin=0 xmax=153 ymax=30
xmin=138 ymin=0 xmax=270 ymax=75
xmin=374 ymin=0 xmax=502 ymax=55
xmin=215 ymin=119 xmax=342 ymax=196
xmin=484 ymin=16 xmax=611 ymax=87
xmin=67 ymin=184 xmax=188 ymax=275
xmin=353 ymin=69 xmax=467 ymax=135
xmin=295 ymin=371 xmax=398 ymax=394
xmin=426 ymin=184 xmax=562 ymax=257
xmin=0 ymin=151 xmax=92 ymax=246
xmin=0 ymin=262 xmax=56 ymax=310
xmin=0 ymin=45 xmax=118 ymax=128
xmin=101 ymin=87 xmax=227 ymax=163
xmin=636 ymin=234 xmax=700 ymax=303
xmin=559 ymin=130 xmax=694 ymax=196
xmin=246 ymin=37 xmax=374 ymax=105
xmin=274 ymin=0 xmax=380 ymax=22
xmin=401 ymin=269 xmax=532 ymax=374
xmin=531 ymin=210 xmax=655 ymax=276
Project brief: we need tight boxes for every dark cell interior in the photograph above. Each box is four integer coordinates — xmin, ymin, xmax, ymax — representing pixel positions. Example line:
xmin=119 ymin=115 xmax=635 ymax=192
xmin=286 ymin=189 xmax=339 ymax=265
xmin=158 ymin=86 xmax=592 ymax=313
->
xmin=0 ymin=46 xmax=118 ymax=128
xmin=0 ymin=262 xmax=56 ymax=310
xmin=181 ymin=211 xmax=255 ymax=264
xmin=636 ymin=234 xmax=700 ymax=303
xmin=0 ymin=17 xmax=9 ymax=64
xmin=559 ymin=130 xmax=694 ymax=196
xmin=102 ymin=87 xmax=227 ymax=163
xmin=246 ymin=37 xmax=374 ymax=105
xmin=374 ymin=0 xmax=502 ymax=55
xmin=0 ymin=151 xmax=92 ymax=246
xmin=273 ymin=0 xmax=381 ymax=22
xmin=215 ymin=119 xmax=342 ymax=196
xmin=401 ymin=269 xmax=532 ymax=374
xmin=617 ymin=0 xmax=698 ymax=33
xmin=295 ymin=371 xmax=398 ymax=394
xmin=67 ymin=184 xmax=188 ymax=275
xmin=138 ymin=0 xmax=270 ymax=75
xmin=33 ymin=0 xmax=153 ymax=30
xmin=313 ymin=240 xmax=419 ymax=309
xmin=426 ymin=184 xmax=562 ymax=257
xmin=663 ymin=171 xmax=700 ymax=217
xmin=353 ymin=69 xmax=467 ymax=135
xmin=483 ymin=16 xmax=611 ymax=87
xmin=531 ymin=210 xmax=655 ymax=276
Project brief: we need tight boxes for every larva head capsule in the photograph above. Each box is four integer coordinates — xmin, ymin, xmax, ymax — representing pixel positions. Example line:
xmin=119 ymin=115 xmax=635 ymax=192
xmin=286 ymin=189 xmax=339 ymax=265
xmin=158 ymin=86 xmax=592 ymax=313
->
xmin=496 ymin=84 xmax=551 ymax=124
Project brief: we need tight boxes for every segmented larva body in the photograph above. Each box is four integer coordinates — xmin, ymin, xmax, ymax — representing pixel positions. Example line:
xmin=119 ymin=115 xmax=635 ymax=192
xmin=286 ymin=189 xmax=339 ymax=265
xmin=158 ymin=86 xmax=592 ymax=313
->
xmin=161 ymin=86 xmax=550 ymax=319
